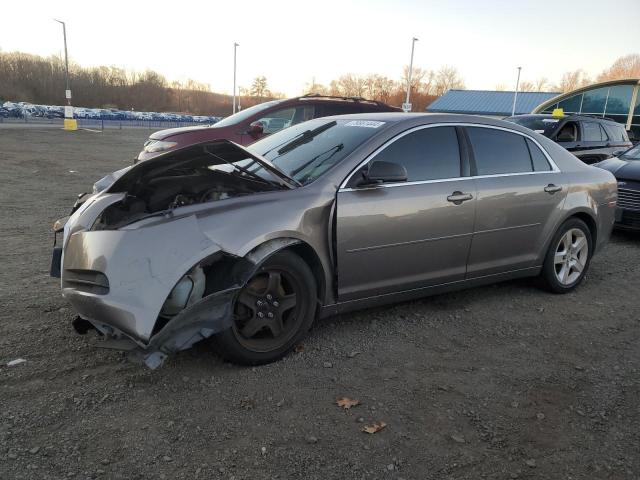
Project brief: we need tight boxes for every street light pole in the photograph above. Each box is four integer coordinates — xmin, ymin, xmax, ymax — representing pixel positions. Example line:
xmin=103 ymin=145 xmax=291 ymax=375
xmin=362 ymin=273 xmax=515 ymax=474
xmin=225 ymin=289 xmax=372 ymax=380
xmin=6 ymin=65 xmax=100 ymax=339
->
xmin=232 ymin=42 xmax=239 ymax=114
xmin=511 ymin=66 xmax=522 ymax=116
xmin=54 ymin=19 xmax=71 ymax=106
xmin=404 ymin=37 xmax=418 ymax=112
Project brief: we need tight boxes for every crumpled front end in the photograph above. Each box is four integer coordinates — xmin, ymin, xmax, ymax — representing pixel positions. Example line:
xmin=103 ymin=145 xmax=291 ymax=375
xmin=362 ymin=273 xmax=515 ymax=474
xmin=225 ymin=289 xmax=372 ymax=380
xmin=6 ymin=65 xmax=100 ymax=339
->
xmin=62 ymin=214 xmax=220 ymax=341
xmin=55 ymin=139 xmax=326 ymax=368
xmin=61 ymin=210 xmax=241 ymax=367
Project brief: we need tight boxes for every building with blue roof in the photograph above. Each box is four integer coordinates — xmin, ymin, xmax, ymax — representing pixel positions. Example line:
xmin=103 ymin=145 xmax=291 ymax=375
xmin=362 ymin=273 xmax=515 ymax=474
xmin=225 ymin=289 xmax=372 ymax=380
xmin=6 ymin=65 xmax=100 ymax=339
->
xmin=426 ymin=90 xmax=560 ymax=117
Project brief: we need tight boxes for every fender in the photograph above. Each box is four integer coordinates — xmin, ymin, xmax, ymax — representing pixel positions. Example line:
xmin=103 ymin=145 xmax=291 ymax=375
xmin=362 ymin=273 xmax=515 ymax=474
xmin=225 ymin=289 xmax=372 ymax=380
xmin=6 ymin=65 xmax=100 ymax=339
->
xmin=134 ymin=238 xmax=302 ymax=368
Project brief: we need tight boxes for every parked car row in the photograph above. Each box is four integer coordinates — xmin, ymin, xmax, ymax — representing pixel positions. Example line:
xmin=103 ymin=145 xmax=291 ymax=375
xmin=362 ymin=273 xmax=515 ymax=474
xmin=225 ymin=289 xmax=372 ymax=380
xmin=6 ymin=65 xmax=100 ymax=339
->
xmin=0 ymin=101 xmax=221 ymax=124
xmin=505 ymin=112 xmax=637 ymax=231
xmin=505 ymin=113 xmax=632 ymax=164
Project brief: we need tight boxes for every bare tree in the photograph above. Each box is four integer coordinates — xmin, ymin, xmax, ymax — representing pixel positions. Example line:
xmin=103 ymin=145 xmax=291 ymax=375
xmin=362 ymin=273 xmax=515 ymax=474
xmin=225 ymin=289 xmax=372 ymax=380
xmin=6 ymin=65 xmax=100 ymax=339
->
xmin=597 ymin=53 xmax=640 ymax=82
xmin=534 ymin=77 xmax=550 ymax=92
xmin=303 ymin=78 xmax=328 ymax=95
xmin=332 ymin=74 xmax=367 ymax=97
xmin=401 ymin=66 xmax=427 ymax=91
xmin=518 ymin=80 xmax=535 ymax=92
xmin=433 ymin=66 xmax=465 ymax=96
xmin=250 ymin=76 xmax=270 ymax=99
xmin=364 ymin=74 xmax=397 ymax=103
xmin=555 ymin=69 xmax=591 ymax=93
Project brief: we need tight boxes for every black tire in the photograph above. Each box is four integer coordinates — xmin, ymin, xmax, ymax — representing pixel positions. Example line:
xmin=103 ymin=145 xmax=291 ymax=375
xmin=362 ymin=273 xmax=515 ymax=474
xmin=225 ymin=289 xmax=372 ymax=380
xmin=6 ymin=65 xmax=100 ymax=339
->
xmin=210 ymin=250 xmax=317 ymax=365
xmin=539 ymin=217 xmax=593 ymax=293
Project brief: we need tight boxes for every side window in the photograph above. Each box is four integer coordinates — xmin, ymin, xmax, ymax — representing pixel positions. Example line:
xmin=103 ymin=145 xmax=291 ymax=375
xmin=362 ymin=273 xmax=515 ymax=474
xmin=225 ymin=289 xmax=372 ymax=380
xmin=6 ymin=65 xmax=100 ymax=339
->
xmin=582 ymin=122 xmax=604 ymax=142
xmin=291 ymin=106 xmax=315 ymax=125
xmin=370 ymin=126 xmax=461 ymax=182
xmin=467 ymin=127 xmax=533 ymax=175
xmin=599 ymin=125 xmax=609 ymax=141
xmin=556 ymin=122 xmax=578 ymax=142
xmin=317 ymin=104 xmax=360 ymax=117
xmin=525 ymin=138 xmax=552 ymax=172
xmin=606 ymin=124 xmax=628 ymax=142
xmin=255 ymin=106 xmax=314 ymax=134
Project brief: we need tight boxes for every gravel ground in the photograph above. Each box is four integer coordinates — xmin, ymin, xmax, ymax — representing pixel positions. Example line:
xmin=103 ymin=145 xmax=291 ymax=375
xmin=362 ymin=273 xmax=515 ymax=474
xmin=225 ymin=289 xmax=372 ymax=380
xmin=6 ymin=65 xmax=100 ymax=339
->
xmin=1 ymin=127 xmax=639 ymax=480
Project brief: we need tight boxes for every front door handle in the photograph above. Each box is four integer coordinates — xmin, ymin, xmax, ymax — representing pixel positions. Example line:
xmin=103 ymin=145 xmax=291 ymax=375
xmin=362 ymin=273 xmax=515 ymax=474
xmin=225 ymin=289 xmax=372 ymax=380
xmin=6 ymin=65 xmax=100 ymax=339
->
xmin=544 ymin=184 xmax=562 ymax=194
xmin=447 ymin=191 xmax=473 ymax=205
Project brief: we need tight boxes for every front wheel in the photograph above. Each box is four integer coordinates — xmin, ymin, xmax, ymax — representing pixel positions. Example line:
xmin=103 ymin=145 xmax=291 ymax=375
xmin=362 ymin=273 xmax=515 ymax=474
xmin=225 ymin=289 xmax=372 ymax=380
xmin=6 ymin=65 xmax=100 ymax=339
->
xmin=209 ymin=250 xmax=317 ymax=365
xmin=539 ymin=218 xmax=593 ymax=293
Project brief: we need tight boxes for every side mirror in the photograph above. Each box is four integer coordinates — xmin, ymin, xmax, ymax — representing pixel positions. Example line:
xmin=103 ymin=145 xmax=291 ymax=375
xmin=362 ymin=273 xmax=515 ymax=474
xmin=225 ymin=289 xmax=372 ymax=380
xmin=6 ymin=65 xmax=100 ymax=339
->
xmin=357 ymin=160 xmax=407 ymax=186
xmin=248 ymin=121 xmax=264 ymax=137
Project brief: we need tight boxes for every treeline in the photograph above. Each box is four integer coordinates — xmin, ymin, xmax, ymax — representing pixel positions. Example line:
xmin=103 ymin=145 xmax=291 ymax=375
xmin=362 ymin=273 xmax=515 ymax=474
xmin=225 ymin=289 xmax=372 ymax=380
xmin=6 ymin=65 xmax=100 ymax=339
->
xmin=2 ymin=50 xmax=637 ymax=116
xmin=495 ymin=53 xmax=640 ymax=93
xmin=0 ymin=51 xmax=269 ymax=115
xmin=0 ymin=51 xmax=463 ymax=114
xmin=304 ymin=65 xmax=466 ymax=112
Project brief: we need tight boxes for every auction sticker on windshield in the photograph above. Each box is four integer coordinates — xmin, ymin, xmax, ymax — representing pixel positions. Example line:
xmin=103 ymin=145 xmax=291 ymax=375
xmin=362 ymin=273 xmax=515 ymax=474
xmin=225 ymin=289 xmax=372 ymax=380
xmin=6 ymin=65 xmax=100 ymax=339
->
xmin=344 ymin=120 xmax=385 ymax=128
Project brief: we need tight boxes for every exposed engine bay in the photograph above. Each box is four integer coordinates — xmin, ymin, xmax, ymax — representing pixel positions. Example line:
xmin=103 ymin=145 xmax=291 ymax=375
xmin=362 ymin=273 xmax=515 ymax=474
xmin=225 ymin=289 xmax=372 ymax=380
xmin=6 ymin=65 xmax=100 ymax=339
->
xmin=92 ymin=141 xmax=287 ymax=230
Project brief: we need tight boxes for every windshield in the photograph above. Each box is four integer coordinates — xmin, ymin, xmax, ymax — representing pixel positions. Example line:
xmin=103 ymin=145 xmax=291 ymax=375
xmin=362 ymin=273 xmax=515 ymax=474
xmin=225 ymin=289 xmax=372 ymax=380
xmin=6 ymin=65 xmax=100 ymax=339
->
xmin=246 ymin=118 xmax=386 ymax=185
xmin=621 ymin=143 xmax=640 ymax=160
xmin=212 ymin=100 xmax=282 ymax=128
xmin=505 ymin=116 xmax=560 ymax=136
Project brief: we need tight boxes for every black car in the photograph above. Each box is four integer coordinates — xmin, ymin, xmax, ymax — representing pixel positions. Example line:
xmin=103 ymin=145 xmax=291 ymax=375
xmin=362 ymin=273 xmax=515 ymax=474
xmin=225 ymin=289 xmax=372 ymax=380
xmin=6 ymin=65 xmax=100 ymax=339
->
xmin=595 ymin=143 xmax=640 ymax=230
xmin=505 ymin=114 xmax=632 ymax=165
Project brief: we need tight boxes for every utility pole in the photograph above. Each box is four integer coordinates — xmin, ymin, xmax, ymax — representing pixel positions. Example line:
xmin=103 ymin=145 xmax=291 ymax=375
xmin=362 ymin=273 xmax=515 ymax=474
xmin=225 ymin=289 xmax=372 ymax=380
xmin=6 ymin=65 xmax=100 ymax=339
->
xmin=232 ymin=42 xmax=239 ymax=114
xmin=511 ymin=66 xmax=522 ymax=116
xmin=403 ymin=37 xmax=418 ymax=112
xmin=54 ymin=19 xmax=77 ymax=130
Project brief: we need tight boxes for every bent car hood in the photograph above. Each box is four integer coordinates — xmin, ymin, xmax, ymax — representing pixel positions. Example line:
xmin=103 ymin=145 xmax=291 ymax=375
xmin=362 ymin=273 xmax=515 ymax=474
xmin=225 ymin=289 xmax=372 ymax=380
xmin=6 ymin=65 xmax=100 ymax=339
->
xmin=109 ymin=139 xmax=295 ymax=193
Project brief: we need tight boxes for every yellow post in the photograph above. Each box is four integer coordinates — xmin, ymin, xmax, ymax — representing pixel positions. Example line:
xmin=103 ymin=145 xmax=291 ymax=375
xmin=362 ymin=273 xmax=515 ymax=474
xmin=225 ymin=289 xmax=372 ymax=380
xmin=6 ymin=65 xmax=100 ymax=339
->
xmin=63 ymin=118 xmax=78 ymax=131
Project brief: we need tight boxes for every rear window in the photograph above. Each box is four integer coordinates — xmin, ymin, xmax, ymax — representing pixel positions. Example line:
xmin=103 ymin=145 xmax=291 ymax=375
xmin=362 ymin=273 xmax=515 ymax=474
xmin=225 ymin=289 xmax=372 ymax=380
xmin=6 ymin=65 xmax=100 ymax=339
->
xmin=505 ymin=116 xmax=559 ymax=136
xmin=606 ymin=124 xmax=629 ymax=142
xmin=582 ymin=122 xmax=606 ymax=141
xmin=525 ymin=138 xmax=552 ymax=171
xmin=467 ymin=127 xmax=533 ymax=175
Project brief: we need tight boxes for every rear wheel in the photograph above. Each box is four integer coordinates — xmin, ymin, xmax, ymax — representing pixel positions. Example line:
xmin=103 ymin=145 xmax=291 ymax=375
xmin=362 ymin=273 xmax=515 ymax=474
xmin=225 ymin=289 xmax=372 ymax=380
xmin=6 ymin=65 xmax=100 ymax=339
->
xmin=210 ymin=250 xmax=316 ymax=365
xmin=539 ymin=218 xmax=592 ymax=293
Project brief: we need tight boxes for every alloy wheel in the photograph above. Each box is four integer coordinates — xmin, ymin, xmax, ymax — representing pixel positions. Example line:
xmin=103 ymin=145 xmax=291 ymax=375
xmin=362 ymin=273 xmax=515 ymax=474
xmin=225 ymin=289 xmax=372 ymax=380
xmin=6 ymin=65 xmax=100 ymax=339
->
xmin=553 ymin=228 xmax=589 ymax=286
xmin=233 ymin=269 xmax=300 ymax=352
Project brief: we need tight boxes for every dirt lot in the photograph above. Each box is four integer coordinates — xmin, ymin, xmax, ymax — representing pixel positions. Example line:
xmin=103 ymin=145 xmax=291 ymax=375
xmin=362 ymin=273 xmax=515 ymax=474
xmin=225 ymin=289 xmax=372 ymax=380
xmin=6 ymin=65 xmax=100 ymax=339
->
xmin=1 ymin=127 xmax=639 ymax=480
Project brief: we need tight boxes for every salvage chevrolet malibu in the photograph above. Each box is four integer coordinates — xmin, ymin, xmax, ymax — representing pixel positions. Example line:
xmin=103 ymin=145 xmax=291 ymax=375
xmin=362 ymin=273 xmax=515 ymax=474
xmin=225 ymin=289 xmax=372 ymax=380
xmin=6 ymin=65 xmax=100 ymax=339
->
xmin=52 ymin=113 xmax=617 ymax=368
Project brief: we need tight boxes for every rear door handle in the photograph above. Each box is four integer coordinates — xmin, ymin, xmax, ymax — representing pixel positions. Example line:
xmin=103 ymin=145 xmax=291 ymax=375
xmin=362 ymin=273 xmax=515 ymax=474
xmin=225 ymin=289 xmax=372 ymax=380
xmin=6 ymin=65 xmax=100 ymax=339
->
xmin=447 ymin=191 xmax=474 ymax=205
xmin=544 ymin=184 xmax=562 ymax=194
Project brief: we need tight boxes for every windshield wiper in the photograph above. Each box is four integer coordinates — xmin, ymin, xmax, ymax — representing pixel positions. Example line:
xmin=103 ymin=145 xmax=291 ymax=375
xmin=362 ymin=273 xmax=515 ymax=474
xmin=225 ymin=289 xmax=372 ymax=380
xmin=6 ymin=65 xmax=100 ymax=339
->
xmin=290 ymin=144 xmax=344 ymax=181
xmin=267 ymin=120 xmax=338 ymax=157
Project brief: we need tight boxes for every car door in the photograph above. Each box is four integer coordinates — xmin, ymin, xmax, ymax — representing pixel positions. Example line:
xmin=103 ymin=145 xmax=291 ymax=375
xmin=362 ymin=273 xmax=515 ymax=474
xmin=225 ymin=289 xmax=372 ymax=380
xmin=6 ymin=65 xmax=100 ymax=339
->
xmin=464 ymin=126 xmax=568 ymax=278
xmin=336 ymin=125 xmax=477 ymax=302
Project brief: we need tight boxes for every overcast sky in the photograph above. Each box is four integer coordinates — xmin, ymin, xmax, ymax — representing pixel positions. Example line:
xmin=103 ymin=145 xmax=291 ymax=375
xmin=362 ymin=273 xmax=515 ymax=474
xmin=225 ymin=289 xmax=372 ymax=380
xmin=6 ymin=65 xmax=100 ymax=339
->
xmin=2 ymin=0 xmax=639 ymax=96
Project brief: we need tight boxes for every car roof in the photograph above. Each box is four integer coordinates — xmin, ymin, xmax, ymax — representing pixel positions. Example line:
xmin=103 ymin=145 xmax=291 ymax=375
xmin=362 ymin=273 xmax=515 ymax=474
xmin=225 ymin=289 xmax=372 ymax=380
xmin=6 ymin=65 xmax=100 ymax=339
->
xmin=281 ymin=94 xmax=399 ymax=110
xmin=318 ymin=111 xmax=535 ymax=129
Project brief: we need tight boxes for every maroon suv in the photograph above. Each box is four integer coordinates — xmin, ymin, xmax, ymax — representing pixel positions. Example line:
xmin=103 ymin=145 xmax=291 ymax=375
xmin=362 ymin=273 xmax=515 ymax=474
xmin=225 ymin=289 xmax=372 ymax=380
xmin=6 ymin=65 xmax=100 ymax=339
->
xmin=137 ymin=94 xmax=401 ymax=162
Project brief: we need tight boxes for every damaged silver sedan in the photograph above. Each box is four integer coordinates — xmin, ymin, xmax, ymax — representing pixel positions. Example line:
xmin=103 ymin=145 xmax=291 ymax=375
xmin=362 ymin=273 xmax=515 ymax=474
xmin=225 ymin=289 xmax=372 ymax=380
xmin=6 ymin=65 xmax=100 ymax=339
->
xmin=51 ymin=113 xmax=617 ymax=368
